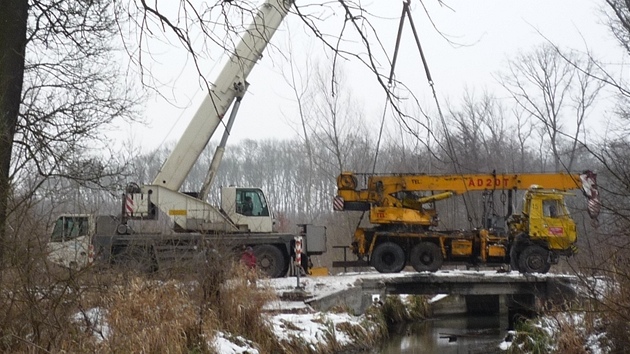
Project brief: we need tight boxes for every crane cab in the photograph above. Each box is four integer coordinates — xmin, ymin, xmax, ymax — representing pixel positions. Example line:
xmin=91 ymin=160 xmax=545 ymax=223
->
xmin=47 ymin=214 xmax=94 ymax=269
xmin=221 ymin=186 xmax=274 ymax=233
xmin=520 ymin=189 xmax=578 ymax=252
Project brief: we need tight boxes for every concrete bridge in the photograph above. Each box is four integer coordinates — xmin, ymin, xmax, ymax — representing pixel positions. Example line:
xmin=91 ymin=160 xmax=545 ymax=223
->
xmin=306 ymin=271 xmax=579 ymax=326
xmin=361 ymin=271 xmax=577 ymax=297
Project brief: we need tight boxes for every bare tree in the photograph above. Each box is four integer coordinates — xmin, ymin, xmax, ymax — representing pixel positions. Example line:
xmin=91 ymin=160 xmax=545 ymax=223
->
xmin=511 ymin=107 xmax=536 ymax=171
xmin=282 ymin=34 xmax=316 ymax=216
xmin=498 ymin=44 xmax=603 ymax=172
xmin=0 ymin=1 xmax=28 ymax=263
xmin=605 ymin=0 xmax=630 ymax=56
xmin=435 ymin=90 xmax=526 ymax=174
xmin=0 ymin=1 xmax=141 ymax=267
xmin=601 ymin=1 xmax=630 ymax=132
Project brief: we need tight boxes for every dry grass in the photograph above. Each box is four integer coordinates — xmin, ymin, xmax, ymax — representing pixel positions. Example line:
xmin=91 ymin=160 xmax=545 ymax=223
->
xmin=405 ymin=295 xmax=431 ymax=320
xmin=508 ymin=303 xmax=600 ymax=354
xmin=363 ymin=303 xmax=389 ymax=340
xmin=567 ymin=256 xmax=630 ymax=353
xmin=595 ymin=270 xmax=630 ymax=352
xmin=212 ymin=265 xmax=282 ymax=353
xmin=1 ymin=242 xmax=391 ymax=354
xmin=507 ymin=253 xmax=630 ymax=354
xmin=0 ymin=229 xmax=100 ymax=352
xmin=278 ymin=313 xmax=387 ymax=354
xmin=93 ymin=260 xmax=284 ymax=353
xmin=0 ymin=212 xmax=399 ymax=354
xmin=336 ymin=320 xmax=385 ymax=350
xmin=0 ymin=232 xmax=287 ymax=354
xmin=381 ymin=296 xmax=408 ymax=325
xmin=380 ymin=295 xmax=430 ymax=328
xmin=101 ymin=277 xmax=209 ymax=353
xmin=508 ymin=320 xmax=553 ymax=354
xmin=549 ymin=312 xmax=590 ymax=354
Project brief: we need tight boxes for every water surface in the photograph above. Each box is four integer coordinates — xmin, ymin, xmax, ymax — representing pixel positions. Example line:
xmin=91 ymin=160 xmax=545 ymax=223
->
xmin=378 ymin=315 xmax=507 ymax=354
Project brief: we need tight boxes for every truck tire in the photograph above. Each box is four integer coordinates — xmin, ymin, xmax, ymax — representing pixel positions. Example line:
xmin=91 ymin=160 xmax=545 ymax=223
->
xmin=509 ymin=249 xmax=520 ymax=272
xmin=410 ymin=242 xmax=443 ymax=272
xmin=509 ymin=242 xmax=521 ymax=272
xmin=509 ymin=233 xmax=527 ymax=272
xmin=518 ymin=245 xmax=551 ymax=274
xmin=254 ymin=245 xmax=287 ymax=278
xmin=371 ymin=242 xmax=406 ymax=273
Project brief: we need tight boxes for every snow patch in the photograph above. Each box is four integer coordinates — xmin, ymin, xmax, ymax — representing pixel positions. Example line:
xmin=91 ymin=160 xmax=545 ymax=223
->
xmin=270 ymin=312 xmax=362 ymax=346
xmin=212 ymin=332 xmax=260 ymax=354
xmin=72 ymin=307 xmax=110 ymax=342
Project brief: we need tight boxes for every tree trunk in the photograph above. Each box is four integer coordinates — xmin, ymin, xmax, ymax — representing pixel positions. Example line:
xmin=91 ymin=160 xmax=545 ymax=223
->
xmin=0 ymin=0 xmax=28 ymax=265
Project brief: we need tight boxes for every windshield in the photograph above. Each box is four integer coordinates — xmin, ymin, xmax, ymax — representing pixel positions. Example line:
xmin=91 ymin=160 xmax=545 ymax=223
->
xmin=543 ymin=199 xmax=566 ymax=218
xmin=236 ymin=189 xmax=270 ymax=217
xmin=50 ymin=216 xmax=89 ymax=242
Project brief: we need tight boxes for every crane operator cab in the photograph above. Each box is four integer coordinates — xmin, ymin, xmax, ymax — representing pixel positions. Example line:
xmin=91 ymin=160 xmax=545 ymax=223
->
xmin=521 ymin=188 xmax=578 ymax=252
xmin=47 ymin=214 xmax=94 ymax=269
xmin=222 ymin=186 xmax=273 ymax=233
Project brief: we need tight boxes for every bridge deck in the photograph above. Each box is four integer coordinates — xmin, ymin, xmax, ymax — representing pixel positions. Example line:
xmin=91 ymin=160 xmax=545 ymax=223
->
xmin=303 ymin=270 xmax=579 ymax=314
xmin=362 ymin=271 xmax=578 ymax=296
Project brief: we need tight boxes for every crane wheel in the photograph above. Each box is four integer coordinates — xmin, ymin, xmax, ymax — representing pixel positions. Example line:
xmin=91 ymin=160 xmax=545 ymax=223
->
xmin=410 ymin=242 xmax=443 ymax=272
xmin=371 ymin=242 xmax=406 ymax=273
xmin=518 ymin=245 xmax=551 ymax=274
xmin=254 ymin=245 xmax=287 ymax=278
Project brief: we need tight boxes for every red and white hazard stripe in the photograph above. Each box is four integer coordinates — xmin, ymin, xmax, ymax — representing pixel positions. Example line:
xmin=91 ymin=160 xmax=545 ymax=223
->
xmin=88 ymin=244 xmax=94 ymax=265
xmin=580 ymin=171 xmax=600 ymax=220
xmin=588 ymin=198 xmax=601 ymax=221
xmin=125 ymin=194 xmax=134 ymax=216
xmin=294 ymin=236 xmax=302 ymax=266
xmin=333 ymin=196 xmax=345 ymax=211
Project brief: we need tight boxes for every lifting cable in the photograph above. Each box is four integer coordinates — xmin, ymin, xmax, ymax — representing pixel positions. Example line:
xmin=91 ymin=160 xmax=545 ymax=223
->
xmin=359 ymin=30 xmax=396 ymax=236
xmin=372 ymin=96 xmax=390 ymax=174
xmin=388 ymin=0 xmax=476 ymax=228
xmin=354 ymin=97 xmax=390 ymax=237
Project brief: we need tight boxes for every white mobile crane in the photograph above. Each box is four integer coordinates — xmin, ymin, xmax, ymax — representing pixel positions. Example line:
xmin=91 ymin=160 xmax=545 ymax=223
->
xmin=46 ymin=0 xmax=326 ymax=277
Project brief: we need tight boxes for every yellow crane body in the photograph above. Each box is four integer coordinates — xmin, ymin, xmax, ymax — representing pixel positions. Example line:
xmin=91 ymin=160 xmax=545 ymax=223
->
xmin=333 ymin=171 xmax=599 ymax=274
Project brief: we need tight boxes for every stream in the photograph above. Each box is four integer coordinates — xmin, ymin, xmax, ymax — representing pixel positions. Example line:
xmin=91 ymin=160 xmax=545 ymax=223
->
xmin=377 ymin=314 xmax=508 ymax=354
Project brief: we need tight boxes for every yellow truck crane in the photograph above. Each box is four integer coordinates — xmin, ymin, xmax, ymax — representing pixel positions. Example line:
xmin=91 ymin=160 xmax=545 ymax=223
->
xmin=334 ymin=171 xmax=600 ymax=274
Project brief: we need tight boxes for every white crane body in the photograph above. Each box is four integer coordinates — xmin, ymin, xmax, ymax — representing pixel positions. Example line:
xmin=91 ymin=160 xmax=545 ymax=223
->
xmin=47 ymin=0 xmax=328 ymax=278
xmin=127 ymin=0 xmax=293 ymax=233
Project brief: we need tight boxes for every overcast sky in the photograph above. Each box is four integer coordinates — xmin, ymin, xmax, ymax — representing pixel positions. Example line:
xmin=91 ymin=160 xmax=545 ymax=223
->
xmin=121 ymin=0 xmax=623 ymax=154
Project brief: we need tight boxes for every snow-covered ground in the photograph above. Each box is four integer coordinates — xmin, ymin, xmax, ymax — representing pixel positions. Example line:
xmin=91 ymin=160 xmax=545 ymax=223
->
xmin=218 ymin=269 xmax=515 ymax=353
xmin=75 ymin=269 xmax=601 ymax=353
xmin=219 ymin=269 xmax=587 ymax=353
xmin=213 ymin=271 xmax=419 ymax=353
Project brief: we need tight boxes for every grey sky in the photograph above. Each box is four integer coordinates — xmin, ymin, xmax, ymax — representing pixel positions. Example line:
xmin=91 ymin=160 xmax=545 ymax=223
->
xmin=125 ymin=0 xmax=620 ymax=154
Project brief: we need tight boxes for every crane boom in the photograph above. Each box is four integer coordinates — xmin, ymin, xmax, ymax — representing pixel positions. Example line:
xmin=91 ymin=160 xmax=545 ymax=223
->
xmin=335 ymin=170 xmax=599 ymax=228
xmin=153 ymin=0 xmax=293 ymax=191
xmin=337 ymin=171 xmax=587 ymax=205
